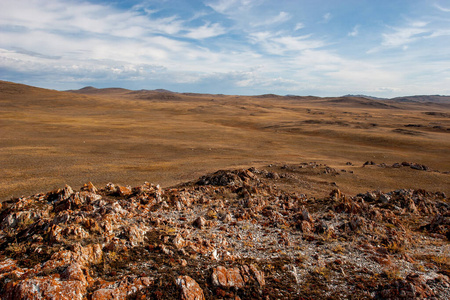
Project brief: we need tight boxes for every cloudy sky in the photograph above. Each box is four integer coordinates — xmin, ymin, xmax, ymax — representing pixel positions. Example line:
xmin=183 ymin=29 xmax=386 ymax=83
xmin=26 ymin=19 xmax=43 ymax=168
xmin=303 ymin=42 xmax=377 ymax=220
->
xmin=1 ymin=0 xmax=450 ymax=97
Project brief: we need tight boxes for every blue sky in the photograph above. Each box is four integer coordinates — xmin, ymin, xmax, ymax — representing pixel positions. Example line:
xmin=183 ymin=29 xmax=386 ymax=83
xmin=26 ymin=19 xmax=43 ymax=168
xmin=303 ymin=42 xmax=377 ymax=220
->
xmin=1 ymin=0 xmax=449 ymax=97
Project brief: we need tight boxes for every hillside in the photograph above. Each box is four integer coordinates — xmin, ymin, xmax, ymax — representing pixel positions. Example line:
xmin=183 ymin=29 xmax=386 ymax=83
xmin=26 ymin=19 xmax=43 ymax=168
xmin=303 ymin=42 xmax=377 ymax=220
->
xmin=0 ymin=165 xmax=448 ymax=299
xmin=1 ymin=80 xmax=450 ymax=201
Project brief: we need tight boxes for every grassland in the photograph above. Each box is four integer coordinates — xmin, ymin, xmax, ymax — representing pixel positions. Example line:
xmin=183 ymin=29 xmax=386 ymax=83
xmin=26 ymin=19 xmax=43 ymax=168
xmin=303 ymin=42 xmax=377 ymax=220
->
xmin=1 ymin=80 xmax=449 ymax=200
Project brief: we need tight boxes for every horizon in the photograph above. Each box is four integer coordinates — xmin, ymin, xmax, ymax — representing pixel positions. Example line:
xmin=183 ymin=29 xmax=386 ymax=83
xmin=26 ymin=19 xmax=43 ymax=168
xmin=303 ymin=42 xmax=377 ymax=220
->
xmin=67 ymin=83 xmax=450 ymax=99
xmin=1 ymin=0 xmax=450 ymax=97
xmin=4 ymin=79 xmax=450 ymax=99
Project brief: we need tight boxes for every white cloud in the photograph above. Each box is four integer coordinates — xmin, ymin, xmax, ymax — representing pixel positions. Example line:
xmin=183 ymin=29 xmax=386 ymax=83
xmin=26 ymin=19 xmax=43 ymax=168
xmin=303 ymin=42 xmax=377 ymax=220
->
xmin=184 ymin=22 xmax=226 ymax=39
xmin=251 ymin=11 xmax=291 ymax=27
xmin=368 ymin=21 xmax=433 ymax=52
xmin=249 ymin=31 xmax=325 ymax=55
xmin=348 ymin=25 xmax=359 ymax=37
xmin=295 ymin=23 xmax=305 ymax=31
xmin=323 ymin=13 xmax=331 ymax=23
xmin=205 ymin=0 xmax=258 ymax=14
xmin=434 ymin=3 xmax=450 ymax=12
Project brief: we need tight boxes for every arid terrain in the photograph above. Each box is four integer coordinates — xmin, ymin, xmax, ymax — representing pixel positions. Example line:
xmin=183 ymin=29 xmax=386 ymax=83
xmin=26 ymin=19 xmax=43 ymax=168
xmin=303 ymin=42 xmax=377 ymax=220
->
xmin=0 ymin=80 xmax=449 ymax=299
xmin=1 ymin=81 xmax=449 ymax=200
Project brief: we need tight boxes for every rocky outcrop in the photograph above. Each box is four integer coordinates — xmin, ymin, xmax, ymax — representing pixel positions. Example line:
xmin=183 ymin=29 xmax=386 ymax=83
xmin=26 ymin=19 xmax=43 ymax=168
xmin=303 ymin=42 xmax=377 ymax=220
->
xmin=0 ymin=164 xmax=448 ymax=299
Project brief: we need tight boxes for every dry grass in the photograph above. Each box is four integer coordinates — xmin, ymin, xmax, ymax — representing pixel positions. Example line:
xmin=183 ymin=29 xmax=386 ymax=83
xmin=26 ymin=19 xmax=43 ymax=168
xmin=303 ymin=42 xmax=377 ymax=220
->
xmin=1 ymin=80 xmax=449 ymax=200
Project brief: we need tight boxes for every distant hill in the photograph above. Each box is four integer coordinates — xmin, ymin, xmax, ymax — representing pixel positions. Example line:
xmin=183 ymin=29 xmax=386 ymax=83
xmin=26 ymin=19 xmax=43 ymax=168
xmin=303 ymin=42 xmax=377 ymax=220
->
xmin=343 ymin=94 xmax=388 ymax=101
xmin=390 ymin=95 xmax=450 ymax=104
xmin=65 ymin=86 xmax=131 ymax=95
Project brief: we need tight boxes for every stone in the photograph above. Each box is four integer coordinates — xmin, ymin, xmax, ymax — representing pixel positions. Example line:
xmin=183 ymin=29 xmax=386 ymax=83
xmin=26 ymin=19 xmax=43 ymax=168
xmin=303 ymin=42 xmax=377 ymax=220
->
xmin=301 ymin=208 xmax=314 ymax=223
xmin=193 ymin=216 xmax=207 ymax=229
xmin=173 ymin=234 xmax=186 ymax=249
xmin=379 ymin=194 xmax=390 ymax=203
xmin=248 ymin=264 xmax=265 ymax=287
xmin=176 ymin=275 xmax=205 ymax=300
xmin=81 ymin=182 xmax=98 ymax=193
xmin=91 ymin=276 xmax=153 ymax=300
xmin=300 ymin=220 xmax=313 ymax=233
xmin=222 ymin=213 xmax=233 ymax=223
xmin=211 ymin=266 xmax=245 ymax=288
xmin=3 ymin=275 xmax=87 ymax=300
xmin=116 ymin=185 xmax=132 ymax=197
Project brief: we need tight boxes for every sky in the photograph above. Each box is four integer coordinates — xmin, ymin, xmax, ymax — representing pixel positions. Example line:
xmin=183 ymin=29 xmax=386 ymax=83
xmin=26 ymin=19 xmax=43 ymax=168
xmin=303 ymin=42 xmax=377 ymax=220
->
xmin=1 ymin=0 xmax=450 ymax=97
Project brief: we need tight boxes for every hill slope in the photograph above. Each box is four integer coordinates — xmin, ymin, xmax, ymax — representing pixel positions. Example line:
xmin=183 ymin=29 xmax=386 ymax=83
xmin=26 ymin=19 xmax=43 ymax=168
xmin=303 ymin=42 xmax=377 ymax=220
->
xmin=0 ymin=165 xmax=448 ymax=299
xmin=1 ymin=80 xmax=449 ymax=201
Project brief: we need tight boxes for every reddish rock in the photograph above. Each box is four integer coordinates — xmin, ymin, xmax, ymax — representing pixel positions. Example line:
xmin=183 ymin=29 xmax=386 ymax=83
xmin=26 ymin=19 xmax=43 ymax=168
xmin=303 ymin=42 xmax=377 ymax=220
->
xmin=211 ymin=266 xmax=245 ymax=288
xmin=248 ymin=264 xmax=265 ymax=287
xmin=91 ymin=276 xmax=153 ymax=300
xmin=176 ymin=275 xmax=205 ymax=300
xmin=173 ymin=234 xmax=186 ymax=249
xmin=4 ymin=275 xmax=87 ymax=300
xmin=81 ymin=182 xmax=98 ymax=193
xmin=193 ymin=216 xmax=207 ymax=229
xmin=116 ymin=185 xmax=132 ymax=197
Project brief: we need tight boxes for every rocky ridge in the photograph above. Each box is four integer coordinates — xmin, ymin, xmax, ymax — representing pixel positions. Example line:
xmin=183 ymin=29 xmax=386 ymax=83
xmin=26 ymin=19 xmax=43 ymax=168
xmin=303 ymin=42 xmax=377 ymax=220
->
xmin=0 ymin=164 xmax=449 ymax=299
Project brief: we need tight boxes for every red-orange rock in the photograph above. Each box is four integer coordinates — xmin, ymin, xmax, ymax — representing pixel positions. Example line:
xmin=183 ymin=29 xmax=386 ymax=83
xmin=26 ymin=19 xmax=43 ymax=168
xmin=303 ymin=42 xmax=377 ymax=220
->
xmin=116 ymin=185 xmax=132 ymax=197
xmin=81 ymin=182 xmax=98 ymax=193
xmin=248 ymin=264 xmax=265 ymax=286
xmin=91 ymin=276 xmax=153 ymax=300
xmin=4 ymin=274 xmax=87 ymax=300
xmin=176 ymin=275 xmax=205 ymax=300
xmin=211 ymin=266 xmax=245 ymax=288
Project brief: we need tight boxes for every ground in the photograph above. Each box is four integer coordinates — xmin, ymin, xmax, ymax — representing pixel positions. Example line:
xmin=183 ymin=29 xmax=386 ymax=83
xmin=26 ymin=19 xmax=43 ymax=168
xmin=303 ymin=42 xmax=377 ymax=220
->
xmin=0 ymin=81 xmax=449 ymax=299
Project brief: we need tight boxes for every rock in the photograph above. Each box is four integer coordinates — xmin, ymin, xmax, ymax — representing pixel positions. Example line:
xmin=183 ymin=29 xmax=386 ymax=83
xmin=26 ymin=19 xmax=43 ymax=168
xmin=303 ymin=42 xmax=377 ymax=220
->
xmin=197 ymin=170 xmax=243 ymax=186
xmin=379 ymin=194 xmax=390 ymax=203
xmin=210 ymin=265 xmax=265 ymax=289
xmin=176 ymin=275 xmax=205 ymax=300
xmin=350 ymin=215 xmax=364 ymax=231
xmin=363 ymin=161 xmax=375 ymax=167
xmin=376 ymin=273 xmax=435 ymax=299
xmin=330 ymin=189 xmax=343 ymax=200
xmin=299 ymin=220 xmax=313 ymax=233
xmin=60 ymin=185 xmax=74 ymax=200
xmin=211 ymin=266 xmax=245 ymax=288
xmin=116 ymin=185 xmax=132 ymax=197
xmin=3 ymin=275 xmax=87 ymax=300
xmin=405 ymin=198 xmax=418 ymax=214
xmin=91 ymin=276 xmax=153 ymax=300
xmin=248 ymin=264 xmax=265 ymax=287
xmin=222 ymin=213 xmax=233 ymax=223
xmin=362 ymin=191 xmax=377 ymax=202
xmin=193 ymin=216 xmax=207 ymax=229
xmin=173 ymin=234 xmax=186 ymax=249
xmin=80 ymin=182 xmax=98 ymax=193
xmin=301 ymin=208 xmax=314 ymax=223
xmin=61 ymin=262 xmax=91 ymax=286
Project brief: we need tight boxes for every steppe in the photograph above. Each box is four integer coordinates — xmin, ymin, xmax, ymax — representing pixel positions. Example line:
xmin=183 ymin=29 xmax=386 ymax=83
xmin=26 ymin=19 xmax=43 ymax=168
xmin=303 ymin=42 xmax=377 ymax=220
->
xmin=1 ymin=80 xmax=449 ymax=200
xmin=0 ymin=80 xmax=449 ymax=299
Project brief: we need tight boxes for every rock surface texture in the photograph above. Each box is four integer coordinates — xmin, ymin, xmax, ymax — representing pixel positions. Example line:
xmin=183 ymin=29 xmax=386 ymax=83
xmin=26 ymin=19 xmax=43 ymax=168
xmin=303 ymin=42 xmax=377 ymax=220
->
xmin=0 ymin=164 xmax=449 ymax=299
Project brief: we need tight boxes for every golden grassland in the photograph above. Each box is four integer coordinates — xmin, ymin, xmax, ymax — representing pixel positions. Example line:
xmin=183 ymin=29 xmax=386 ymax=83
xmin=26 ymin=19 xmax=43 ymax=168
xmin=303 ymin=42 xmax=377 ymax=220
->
xmin=1 ymin=80 xmax=449 ymax=200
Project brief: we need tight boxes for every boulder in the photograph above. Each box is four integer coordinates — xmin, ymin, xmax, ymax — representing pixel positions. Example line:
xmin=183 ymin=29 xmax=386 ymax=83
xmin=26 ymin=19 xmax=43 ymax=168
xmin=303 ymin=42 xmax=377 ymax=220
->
xmin=176 ymin=275 xmax=205 ymax=300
